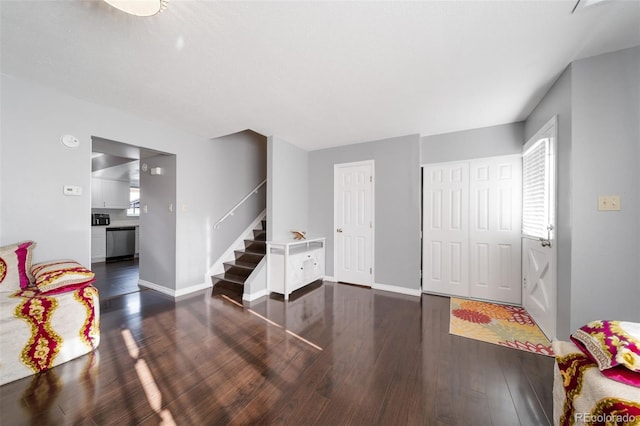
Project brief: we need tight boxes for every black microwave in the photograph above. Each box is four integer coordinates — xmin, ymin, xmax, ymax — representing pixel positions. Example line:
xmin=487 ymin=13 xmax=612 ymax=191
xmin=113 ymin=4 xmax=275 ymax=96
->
xmin=92 ymin=213 xmax=110 ymax=226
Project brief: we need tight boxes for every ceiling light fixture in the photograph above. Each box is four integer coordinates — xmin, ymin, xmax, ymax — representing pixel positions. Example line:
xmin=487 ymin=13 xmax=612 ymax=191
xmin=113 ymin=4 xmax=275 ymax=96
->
xmin=104 ymin=0 xmax=168 ymax=17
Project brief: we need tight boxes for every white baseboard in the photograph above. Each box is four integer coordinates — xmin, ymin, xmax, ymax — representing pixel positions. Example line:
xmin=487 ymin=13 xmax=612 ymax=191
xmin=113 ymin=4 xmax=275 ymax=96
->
xmin=175 ymin=282 xmax=212 ymax=298
xmin=138 ymin=279 xmax=175 ymax=297
xmin=243 ymin=288 xmax=269 ymax=302
xmin=139 ymin=279 xmax=212 ymax=298
xmin=207 ymin=209 xmax=266 ymax=279
xmin=323 ymin=276 xmax=337 ymax=282
xmin=372 ymin=282 xmax=422 ymax=297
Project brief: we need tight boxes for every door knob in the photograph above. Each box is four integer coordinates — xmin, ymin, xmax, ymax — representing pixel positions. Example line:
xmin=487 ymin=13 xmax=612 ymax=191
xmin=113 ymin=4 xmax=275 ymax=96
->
xmin=540 ymin=238 xmax=551 ymax=247
xmin=336 ymin=228 xmax=343 ymax=233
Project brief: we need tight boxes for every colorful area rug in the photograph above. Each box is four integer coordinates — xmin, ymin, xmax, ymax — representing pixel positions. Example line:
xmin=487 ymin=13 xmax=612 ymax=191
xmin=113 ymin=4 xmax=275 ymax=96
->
xmin=449 ymin=297 xmax=554 ymax=356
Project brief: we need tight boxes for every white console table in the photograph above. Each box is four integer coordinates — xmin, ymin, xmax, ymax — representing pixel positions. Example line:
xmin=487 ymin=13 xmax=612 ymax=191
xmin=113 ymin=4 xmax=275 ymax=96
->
xmin=267 ymin=237 xmax=325 ymax=300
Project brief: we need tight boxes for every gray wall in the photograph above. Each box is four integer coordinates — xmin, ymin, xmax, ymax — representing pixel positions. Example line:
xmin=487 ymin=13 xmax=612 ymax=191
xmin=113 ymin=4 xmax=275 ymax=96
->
xmin=524 ymin=46 xmax=640 ymax=339
xmin=524 ymin=66 xmax=573 ymax=340
xmin=421 ymin=122 xmax=524 ymax=164
xmin=139 ymin=154 xmax=177 ymax=289
xmin=1 ymin=74 xmax=94 ymax=263
xmin=308 ymin=134 xmax=421 ymax=290
xmin=0 ymin=74 xmax=267 ymax=291
xmin=569 ymin=46 xmax=640 ymax=331
xmin=267 ymin=136 xmax=308 ymax=241
xmin=205 ymin=130 xmax=267 ymax=279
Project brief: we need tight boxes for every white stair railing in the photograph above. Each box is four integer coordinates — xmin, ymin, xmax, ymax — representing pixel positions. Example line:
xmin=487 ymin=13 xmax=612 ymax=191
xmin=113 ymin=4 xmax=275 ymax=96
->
xmin=213 ymin=179 xmax=266 ymax=229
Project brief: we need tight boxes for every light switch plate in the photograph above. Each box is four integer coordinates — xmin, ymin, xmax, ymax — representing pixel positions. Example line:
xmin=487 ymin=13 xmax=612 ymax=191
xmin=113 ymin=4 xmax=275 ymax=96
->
xmin=598 ymin=195 xmax=621 ymax=211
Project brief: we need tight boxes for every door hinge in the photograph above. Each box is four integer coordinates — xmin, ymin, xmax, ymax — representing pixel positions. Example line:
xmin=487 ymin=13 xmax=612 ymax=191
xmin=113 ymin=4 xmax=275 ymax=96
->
xmin=370 ymin=221 xmax=372 ymax=228
xmin=523 ymin=277 xmax=527 ymax=288
xmin=370 ymin=176 xmax=372 ymax=183
xmin=369 ymin=267 xmax=372 ymax=275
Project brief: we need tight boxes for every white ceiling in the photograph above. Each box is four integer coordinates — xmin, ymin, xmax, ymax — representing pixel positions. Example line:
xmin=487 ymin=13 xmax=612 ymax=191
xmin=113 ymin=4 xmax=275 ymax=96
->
xmin=1 ymin=1 xmax=639 ymax=150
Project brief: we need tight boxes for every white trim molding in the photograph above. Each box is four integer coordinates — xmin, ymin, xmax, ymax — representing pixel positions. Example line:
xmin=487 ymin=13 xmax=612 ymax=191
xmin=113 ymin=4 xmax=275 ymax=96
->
xmin=243 ymin=288 xmax=269 ymax=302
xmin=373 ymin=282 xmax=422 ymax=297
xmin=139 ymin=279 xmax=212 ymax=298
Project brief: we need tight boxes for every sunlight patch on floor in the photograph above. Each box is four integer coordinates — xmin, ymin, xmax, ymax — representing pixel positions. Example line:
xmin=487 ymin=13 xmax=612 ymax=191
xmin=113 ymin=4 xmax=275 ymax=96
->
xmin=220 ymin=294 xmax=323 ymax=351
xmin=121 ymin=328 xmax=177 ymax=425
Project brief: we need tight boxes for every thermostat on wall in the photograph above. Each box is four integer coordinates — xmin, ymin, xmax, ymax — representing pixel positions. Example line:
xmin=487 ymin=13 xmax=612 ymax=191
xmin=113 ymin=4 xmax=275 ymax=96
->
xmin=63 ymin=185 xmax=82 ymax=196
xmin=60 ymin=134 xmax=80 ymax=148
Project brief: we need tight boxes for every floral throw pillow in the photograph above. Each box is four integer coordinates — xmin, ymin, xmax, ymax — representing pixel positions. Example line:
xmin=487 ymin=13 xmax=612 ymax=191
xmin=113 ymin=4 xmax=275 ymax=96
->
xmin=0 ymin=241 xmax=36 ymax=292
xmin=31 ymin=260 xmax=95 ymax=294
xmin=571 ymin=320 xmax=640 ymax=373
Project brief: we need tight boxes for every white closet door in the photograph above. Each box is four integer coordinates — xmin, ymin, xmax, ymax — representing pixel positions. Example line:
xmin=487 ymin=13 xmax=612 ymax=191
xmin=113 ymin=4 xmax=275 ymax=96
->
xmin=422 ymin=163 xmax=469 ymax=297
xmin=469 ymin=156 xmax=522 ymax=304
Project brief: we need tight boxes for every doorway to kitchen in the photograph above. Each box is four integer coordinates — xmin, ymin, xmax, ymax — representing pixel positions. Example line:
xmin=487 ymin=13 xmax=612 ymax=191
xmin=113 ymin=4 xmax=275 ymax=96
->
xmin=90 ymin=136 xmax=176 ymax=300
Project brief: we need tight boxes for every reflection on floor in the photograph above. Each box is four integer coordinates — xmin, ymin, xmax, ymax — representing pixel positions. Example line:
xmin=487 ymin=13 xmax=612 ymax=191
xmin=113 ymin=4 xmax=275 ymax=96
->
xmin=91 ymin=258 xmax=141 ymax=300
xmin=0 ymin=282 xmax=555 ymax=425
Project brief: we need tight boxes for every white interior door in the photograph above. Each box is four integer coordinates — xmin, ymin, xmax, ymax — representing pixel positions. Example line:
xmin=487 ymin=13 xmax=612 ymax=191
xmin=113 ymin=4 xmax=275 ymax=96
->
xmin=522 ymin=117 xmax=557 ymax=339
xmin=334 ymin=161 xmax=373 ymax=286
xmin=422 ymin=162 xmax=469 ymax=297
xmin=469 ymin=156 xmax=522 ymax=304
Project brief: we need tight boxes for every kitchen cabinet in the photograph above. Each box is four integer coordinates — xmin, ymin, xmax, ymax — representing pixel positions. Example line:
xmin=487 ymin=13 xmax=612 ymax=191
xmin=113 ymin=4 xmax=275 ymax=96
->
xmin=267 ymin=238 xmax=325 ymax=300
xmin=91 ymin=227 xmax=106 ymax=262
xmin=91 ymin=179 xmax=103 ymax=208
xmin=92 ymin=178 xmax=129 ymax=209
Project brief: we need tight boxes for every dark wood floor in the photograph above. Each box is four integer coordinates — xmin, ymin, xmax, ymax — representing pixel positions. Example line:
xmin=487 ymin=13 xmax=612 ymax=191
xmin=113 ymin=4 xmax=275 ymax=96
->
xmin=91 ymin=258 xmax=141 ymax=300
xmin=0 ymin=281 xmax=554 ymax=425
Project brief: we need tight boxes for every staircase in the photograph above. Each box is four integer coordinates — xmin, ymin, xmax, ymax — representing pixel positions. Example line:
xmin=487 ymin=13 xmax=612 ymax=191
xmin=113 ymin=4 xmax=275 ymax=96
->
xmin=211 ymin=219 xmax=266 ymax=299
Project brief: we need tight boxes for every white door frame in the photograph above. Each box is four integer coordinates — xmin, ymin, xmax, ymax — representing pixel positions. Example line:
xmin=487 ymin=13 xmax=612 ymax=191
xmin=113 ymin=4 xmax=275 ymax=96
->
xmin=334 ymin=160 xmax=375 ymax=286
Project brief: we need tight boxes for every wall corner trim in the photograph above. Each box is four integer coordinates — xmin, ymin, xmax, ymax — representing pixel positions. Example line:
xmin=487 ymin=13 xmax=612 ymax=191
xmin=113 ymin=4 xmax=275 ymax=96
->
xmin=372 ymin=282 xmax=422 ymax=297
xmin=243 ymin=288 xmax=269 ymax=302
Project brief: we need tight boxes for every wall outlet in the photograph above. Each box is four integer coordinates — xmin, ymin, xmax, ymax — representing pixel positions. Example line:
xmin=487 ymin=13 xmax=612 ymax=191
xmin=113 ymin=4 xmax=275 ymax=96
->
xmin=598 ymin=195 xmax=621 ymax=211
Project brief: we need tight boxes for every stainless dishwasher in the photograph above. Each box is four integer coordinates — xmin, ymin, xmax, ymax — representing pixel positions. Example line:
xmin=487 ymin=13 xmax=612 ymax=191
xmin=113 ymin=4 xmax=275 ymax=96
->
xmin=106 ymin=227 xmax=136 ymax=262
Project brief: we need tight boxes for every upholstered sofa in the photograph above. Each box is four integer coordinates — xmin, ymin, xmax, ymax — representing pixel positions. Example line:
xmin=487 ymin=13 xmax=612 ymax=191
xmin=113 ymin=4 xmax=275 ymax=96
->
xmin=552 ymin=321 xmax=640 ymax=425
xmin=0 ymin=241 xmax=100 ymax=385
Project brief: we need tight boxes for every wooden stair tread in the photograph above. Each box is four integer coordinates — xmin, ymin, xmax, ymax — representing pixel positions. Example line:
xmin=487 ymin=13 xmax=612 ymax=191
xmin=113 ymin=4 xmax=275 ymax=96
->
xmin=212 ymin=273 xmax=247 ymax=286
xmin=211 ymin=218 xmax=266 ymax=294
xmin=224 ymin=260 xmax=256 ymax=269
xmin=234 ymin=250 xmax=265 ymax=260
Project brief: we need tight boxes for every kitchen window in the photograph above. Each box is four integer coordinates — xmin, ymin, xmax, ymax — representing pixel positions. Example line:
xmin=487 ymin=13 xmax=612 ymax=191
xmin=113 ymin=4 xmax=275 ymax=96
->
xmin=127 ymin=187 xmax=140 ymax=217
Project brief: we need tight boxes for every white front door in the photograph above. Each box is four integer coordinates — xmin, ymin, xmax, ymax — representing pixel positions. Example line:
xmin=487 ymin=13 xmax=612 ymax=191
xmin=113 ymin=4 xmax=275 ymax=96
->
xmin=469 ymin=155 xmax=522 ymax=304
xmin=422 ymin=162 xmax=469 ymax=297
xmin=522 ymin=117 xmax=557 ymax=339
xmin=334 ymin=161 xmax=374 ymax=286
xmin=523 ymin=239 xmax=555 ymax=338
